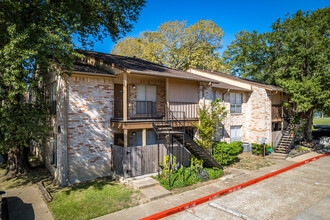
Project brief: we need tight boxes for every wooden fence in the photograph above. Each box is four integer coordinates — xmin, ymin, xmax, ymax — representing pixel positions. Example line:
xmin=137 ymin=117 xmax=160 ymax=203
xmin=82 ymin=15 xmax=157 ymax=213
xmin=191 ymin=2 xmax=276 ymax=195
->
xmin=113 ymin=143 xmax=192 ymax=178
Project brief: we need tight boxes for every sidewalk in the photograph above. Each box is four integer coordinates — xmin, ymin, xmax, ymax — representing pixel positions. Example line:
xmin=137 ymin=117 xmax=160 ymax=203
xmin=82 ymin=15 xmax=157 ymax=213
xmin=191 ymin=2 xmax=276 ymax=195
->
xmin=94 ymin=152 xmax=321 ymax=220
xmin=4 ymin=185 xmax=53 ymax=220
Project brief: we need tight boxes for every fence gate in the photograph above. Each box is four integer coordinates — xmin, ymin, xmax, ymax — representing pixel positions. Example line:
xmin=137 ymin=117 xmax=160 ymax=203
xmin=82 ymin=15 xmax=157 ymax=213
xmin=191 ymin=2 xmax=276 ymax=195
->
xmin=113 ymin=144 xmax=191 ymax=178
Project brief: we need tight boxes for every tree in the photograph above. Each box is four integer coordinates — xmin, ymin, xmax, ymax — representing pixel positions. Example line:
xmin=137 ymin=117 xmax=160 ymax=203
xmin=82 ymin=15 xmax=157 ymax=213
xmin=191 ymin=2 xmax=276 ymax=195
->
xmin=223 ymin=8 xmax=330 ymax=141
xmin=0 ymin=0 xmax=145 ymax=177
xmin=195 ymin=99 xmax=228 ymax=151
xmin=112 ymin=19 xmax=227 ymax=71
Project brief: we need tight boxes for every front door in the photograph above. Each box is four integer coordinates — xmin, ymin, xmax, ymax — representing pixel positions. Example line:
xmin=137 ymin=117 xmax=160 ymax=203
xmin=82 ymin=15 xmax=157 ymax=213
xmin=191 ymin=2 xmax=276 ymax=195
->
xmin=114 ymin=84 xmax=123 ymax=118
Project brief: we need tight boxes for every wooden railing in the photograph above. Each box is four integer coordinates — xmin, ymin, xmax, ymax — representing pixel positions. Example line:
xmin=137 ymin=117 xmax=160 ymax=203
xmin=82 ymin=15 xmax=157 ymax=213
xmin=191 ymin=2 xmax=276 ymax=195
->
xmin=168 ymin=102 xmax=198 ymax=119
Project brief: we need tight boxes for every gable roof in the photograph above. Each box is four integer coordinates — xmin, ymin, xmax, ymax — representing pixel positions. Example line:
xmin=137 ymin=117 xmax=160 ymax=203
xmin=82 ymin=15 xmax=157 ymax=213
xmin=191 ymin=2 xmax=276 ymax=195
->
xmin=76 ymin=50 xmax=217 ymax=82
xmin=187 ymin=68 xmax=282 ymax=91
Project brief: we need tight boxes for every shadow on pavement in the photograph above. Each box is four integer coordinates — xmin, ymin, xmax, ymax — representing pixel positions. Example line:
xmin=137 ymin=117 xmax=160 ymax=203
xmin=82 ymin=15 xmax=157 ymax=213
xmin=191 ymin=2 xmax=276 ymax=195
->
xmin=7 ymin=196 xmax=34 ymax=220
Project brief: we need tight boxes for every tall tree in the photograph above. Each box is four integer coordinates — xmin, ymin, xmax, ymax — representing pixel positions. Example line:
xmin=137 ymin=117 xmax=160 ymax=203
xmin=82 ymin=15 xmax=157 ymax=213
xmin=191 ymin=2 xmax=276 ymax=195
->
xmin=0 ymin=0 xmax=145 ymax=177
xmin=223 ymin=8 xmax=330 ymax=141
xmin=112 ymin=19 xmax=227 ymax=71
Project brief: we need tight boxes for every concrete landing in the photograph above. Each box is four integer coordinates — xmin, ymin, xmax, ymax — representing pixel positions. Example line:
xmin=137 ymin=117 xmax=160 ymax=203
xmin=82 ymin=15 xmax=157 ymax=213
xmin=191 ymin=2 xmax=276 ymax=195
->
xmin=129 ymin=177 xmax=172 ymax=201
xmin=129 ymin=177 xmax=159 ymax=190
xmin=141 ymin=185 xmax=172 ymax=201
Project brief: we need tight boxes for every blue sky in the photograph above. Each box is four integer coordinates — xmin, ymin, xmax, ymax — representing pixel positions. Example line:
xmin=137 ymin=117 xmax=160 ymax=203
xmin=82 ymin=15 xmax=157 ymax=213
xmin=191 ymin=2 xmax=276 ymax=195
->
xmin=85 ymin=0 xmax=329 ymax=55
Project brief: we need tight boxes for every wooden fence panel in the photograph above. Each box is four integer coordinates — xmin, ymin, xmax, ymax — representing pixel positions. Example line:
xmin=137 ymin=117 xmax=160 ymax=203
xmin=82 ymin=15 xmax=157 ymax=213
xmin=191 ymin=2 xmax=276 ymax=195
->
xmin=113 ymin=143 xmax=192 ymax=178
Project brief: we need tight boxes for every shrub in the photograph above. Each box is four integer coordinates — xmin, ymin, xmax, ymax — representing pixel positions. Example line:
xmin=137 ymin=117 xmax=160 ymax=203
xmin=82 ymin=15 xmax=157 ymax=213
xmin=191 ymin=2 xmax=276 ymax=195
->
xmin=155 ymin=157 xmax=223 ymax=190
xmin=251 ymin=143 xmax=272 ymax=155
xmin=213 ymin=141 xmax=243 ymax=166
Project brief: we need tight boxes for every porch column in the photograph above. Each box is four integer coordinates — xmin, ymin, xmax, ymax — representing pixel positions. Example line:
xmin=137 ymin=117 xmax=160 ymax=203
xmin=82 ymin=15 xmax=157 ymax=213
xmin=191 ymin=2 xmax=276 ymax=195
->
xmin=123 ymin=72 xmax=128 ymax=121
xmin=166 ymin=78 xmax=170 ymax=118
xmin=142 ymin=129 xmax=147 ymax=146
xmin=124 ymin=129 xmax=128 ymax=147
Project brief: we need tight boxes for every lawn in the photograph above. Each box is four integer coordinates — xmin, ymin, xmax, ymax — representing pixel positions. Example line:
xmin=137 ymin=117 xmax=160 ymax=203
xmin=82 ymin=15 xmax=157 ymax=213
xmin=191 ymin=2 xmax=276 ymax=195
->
xmin=313 ymin=117 xmax=330 ymax=125
xmin=48 ymin=180 xmax=142 ymax=220
xmin=231 ymin=153 xmax=275 ymax=170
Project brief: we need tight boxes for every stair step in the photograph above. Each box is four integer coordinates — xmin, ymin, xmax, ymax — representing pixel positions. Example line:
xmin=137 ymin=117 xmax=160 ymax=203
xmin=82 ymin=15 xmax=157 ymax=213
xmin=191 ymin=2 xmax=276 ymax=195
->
xmin=129 ymin=177 xmax=159 ymax=190
xmin=140 ymin=185 xmax=172 ymax=201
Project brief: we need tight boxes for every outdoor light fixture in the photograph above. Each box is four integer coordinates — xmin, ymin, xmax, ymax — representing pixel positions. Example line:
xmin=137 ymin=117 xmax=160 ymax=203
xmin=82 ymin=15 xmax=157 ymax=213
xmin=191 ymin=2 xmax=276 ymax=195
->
xmin=132 ymin=85 xmax=136 ymax=89
xmin=132 ymin=132 xmax=136 ymax=136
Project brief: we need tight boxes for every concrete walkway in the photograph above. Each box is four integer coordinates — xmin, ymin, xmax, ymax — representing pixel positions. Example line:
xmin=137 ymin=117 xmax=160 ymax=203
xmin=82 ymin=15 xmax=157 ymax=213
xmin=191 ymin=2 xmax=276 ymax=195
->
xmin=4 ymin=185 xmax=53 ymax=220
xmin=94 ymin=153 xmax=323 ymax=220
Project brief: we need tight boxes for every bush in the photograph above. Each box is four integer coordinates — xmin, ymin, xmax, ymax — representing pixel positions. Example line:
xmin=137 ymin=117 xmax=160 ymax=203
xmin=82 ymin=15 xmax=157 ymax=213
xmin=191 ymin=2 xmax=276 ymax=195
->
xmin=154 ymin=167 xmax=223 ymax=190
xmin=155 ymin=157 xmax=223 ymax=190
xmin=251 ymin=143 xmax=272 ymax=155
xmin=212 ymin=141 xmax=243 ymax=166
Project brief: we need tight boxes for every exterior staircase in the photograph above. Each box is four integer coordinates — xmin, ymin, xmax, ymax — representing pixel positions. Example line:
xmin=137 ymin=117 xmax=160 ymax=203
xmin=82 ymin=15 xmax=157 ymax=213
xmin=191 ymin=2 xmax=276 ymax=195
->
xmin=275 ymin=125 xmax=294 ymax=154
xmin=152 ymin=108 xmax=222 ymax=170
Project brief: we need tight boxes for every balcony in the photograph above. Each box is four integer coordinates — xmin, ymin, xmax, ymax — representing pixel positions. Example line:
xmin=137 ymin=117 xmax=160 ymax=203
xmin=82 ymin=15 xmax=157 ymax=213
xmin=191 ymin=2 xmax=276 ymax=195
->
xmin=112 ymin=101 xmax=198 ymax=120
xmin=272 ymin=105 xmax=282 ymax=120
xmin=168 ymin=102 xmax=199 ymax=119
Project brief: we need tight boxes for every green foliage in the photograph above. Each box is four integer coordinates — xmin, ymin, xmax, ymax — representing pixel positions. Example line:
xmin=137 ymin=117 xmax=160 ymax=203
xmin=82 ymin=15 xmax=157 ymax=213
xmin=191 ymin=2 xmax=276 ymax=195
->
xmin=155 ymin=167 xmax=223 ymax=190
xmin=112 ymin=19 xmax=227 ymax=71
xmin=213 ymin=141 xmax=243 ymax=166
xmin=0 ymin=1 xmax=145 ymax=164
xmin=159 ymin=155 xmax=176 ymax=178
xmin=251 ymin=143 xmax=272 ymax=155
xmin=190 ymin=158 xmax=204 ymax=173
xmin=195 ymin=98 xmax=228 ymax=151
xmin=223 ymin=8 xmax=330 ymax=138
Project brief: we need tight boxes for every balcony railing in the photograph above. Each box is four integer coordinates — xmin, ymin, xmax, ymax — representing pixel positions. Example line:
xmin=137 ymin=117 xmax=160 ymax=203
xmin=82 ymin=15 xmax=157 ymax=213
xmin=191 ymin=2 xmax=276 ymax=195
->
xmin=112 ymin=101 xmax=198 ymax=120
xmin=168 ymin=102 xmax=198 ymax=119
xmin=129 ymin=101 xmax=163 ymax=119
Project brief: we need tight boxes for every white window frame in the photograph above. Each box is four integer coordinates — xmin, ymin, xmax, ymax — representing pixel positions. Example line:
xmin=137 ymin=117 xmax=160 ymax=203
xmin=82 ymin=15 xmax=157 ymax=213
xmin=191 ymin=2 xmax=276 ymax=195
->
xmin=230 ymin=92 xmax=242 ymax=114
xmin=230 ymin=126 xmax=242 ymax=142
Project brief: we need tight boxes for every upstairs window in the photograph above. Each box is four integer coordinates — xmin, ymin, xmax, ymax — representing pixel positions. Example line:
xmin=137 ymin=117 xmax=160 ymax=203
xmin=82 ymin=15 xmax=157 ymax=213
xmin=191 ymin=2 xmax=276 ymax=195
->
xmin=230 ymin=93 xmax=242 ymax=114
xmin=136 ymin=85 xmax=156 ymax=114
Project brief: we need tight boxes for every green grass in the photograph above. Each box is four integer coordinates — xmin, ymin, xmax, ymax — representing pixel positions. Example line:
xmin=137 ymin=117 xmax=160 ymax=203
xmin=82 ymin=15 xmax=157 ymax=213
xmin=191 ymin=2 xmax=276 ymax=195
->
xmin=48 ymin=181 xmax=141 ymax=220
xmin=313 ymin=117 xmax=330 ymax=125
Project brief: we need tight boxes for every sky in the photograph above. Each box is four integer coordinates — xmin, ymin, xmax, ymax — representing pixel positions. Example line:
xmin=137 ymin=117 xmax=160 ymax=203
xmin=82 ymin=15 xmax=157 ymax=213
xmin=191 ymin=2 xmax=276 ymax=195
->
xmin=85 ymin=0 xmax=329 ymax=55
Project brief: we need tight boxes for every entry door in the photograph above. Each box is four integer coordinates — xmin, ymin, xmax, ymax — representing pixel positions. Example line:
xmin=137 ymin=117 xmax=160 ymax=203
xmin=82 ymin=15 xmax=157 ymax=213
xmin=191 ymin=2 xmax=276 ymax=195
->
xmin=114 ymin=84 xmax=123 ymax=118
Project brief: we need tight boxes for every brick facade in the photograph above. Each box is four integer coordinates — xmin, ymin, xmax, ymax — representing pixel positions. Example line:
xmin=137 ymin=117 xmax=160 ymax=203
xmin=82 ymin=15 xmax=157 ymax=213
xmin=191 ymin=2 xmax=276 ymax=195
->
xmin=212 ymin=86 xmax=272 ymax=145
xmin=66 ymin=76 xmax=114 ymax=183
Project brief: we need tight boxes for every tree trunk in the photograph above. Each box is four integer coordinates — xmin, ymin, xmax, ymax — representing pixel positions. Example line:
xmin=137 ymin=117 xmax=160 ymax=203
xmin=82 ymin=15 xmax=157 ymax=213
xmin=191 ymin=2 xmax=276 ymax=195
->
xmin=303 ymin=109 xmax=313 ymax=142
xmin=4 ymin=147 xmax=31 ymax=177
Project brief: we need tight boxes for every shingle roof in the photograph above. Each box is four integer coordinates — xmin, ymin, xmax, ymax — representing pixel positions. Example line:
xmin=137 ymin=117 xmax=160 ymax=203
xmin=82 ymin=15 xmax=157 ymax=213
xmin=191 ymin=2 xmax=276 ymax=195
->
xmin=76 ymin=50 xmax=217 ymax=82
xmin=188 ymin=68 xmax=282 ymax=91
xmin=73 ymin=63 xmax=115 ymax=76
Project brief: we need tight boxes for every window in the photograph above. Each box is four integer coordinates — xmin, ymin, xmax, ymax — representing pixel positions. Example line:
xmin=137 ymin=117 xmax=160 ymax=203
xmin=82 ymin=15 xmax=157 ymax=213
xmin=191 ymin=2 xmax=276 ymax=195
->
xmin=146 ymin=130 xmax=157 ymax=145
xmin=51 ymin=133 xmax=57 ymax=166
xmin=136 ymin=85 xmax=156 ymax=114
xmin=272 ymin=122 xmax=282 ymax=131
xmin=230 ymin=93 xmax=242 ymax=114
xmin=230 ymin=126 xmax=242 ymax=142
xmin=51 ymin=82 xmax=57 ymax=114
xmin=136 ymin=130 xmax=157 ymax=146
